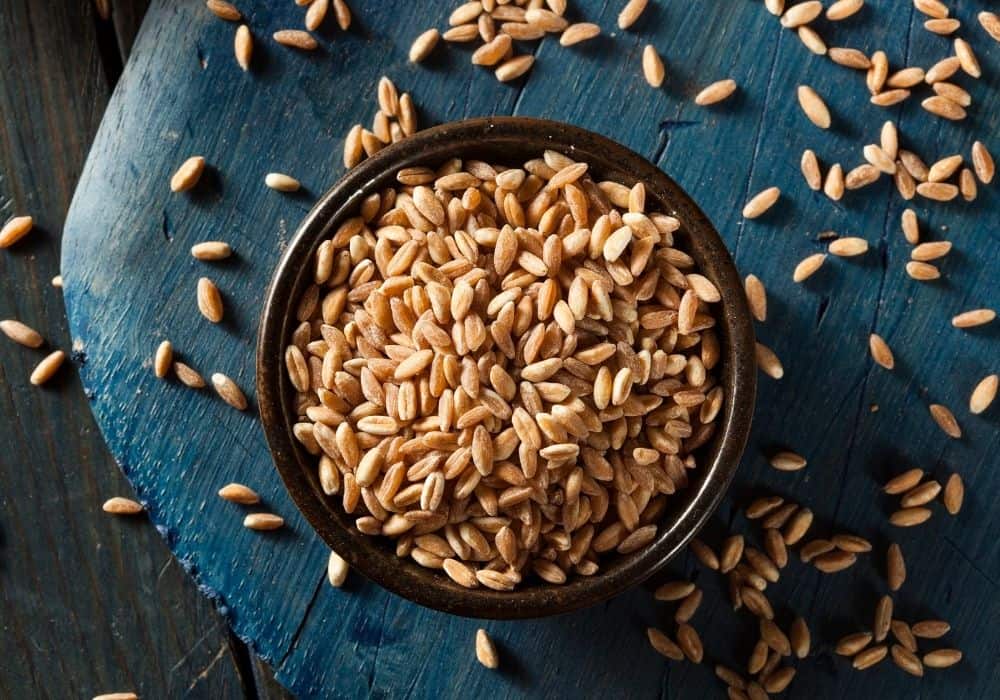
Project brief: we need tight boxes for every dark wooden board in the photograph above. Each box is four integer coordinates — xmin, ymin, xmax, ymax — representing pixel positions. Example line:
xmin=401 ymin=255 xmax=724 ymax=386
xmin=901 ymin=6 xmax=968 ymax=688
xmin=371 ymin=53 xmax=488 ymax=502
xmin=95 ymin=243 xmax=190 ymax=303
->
xmin=0 ymin=1 xmax=268 ymax=697
xmin=61 ymin=1 xmax=999 ymax=698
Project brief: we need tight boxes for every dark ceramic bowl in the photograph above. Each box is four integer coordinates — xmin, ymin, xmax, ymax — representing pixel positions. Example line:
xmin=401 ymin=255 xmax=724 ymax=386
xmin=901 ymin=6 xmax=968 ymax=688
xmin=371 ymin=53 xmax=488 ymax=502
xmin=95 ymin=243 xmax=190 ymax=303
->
xmin=257 ymin=117 xmax=756 ymax=619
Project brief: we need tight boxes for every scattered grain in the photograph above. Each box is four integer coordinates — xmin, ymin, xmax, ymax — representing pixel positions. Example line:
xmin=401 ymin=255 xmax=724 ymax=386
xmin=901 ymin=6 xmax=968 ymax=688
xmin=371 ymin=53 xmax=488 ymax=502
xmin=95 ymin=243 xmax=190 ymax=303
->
xmin=0 ymin=319 xmax=44 ymax=348
xmin=244 ymin=513 xmax=284 ymax=530
xmin=102 ymin=497 xmax=144 ymax=515
xmin=476 ymin=629 xmax=500 ymax=668
xmin=30 ymin=350 xmax=66 ymax=386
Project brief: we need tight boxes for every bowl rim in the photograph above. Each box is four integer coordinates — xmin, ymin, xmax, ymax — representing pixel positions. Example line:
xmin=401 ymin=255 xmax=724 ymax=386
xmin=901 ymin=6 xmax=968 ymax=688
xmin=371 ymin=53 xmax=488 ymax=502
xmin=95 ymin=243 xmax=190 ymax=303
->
xmin=257 ymin=116 xmax=756 ymax=619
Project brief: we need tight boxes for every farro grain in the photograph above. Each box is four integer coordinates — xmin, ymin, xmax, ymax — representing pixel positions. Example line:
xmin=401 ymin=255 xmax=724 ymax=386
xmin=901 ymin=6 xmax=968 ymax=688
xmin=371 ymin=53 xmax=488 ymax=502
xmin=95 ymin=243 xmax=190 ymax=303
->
xmin=922 ymin=95 xmax=965 ymax=120
xmin=234 ymin=25 xmax=252 ymax=70
xmin=744 ymin=275 xmax=767 ymax=322
xmin=244 ymin=513 xmax=284 ymax=530
xmin=870 ymin=89 xmax=910 ymax=107
xmin=30 ymin=350 xmax=66 ymax=386
xmin=676 ymin=623 xmax=703 ymax=662
xmin=954 ymin=38 xmax=981 ymax=78
xmin=476 ymin=629 xmax=500 ymax=668
xmin=801 ymin=149 xmax=822 ymax=190
xmin=952 ymin=308 xmax=995 ymax=327
xmin=647 ymin=628 xmax=685 ymax=660
xmin=790 ymin=617 xmax=810 ymax=658
xmin=328 ymin=550 xmax=349 ymax=586
xmin=655 ymin=580 xmax=696 ymax=601
xmin=942 ymin=473 xmax=963 ymax=514
xmin=795 ymin=26 xmax=825 ymax=55
xmin=923 ymin=649 xmax=962 ymax=668
xmin=792 ymin=253 xmax=826 ymax=282
xmin=688 ymin=539 xmax=720 ymax=570
xmin=742 ymin=187 xmax=780 ymax=219
xmin=211 ymin=372 xmax=247 ymax=410
xmin=980 ymin=12 xmax=1000 ymax=42
xmin=218 ymin=483 xmax=260 ymax=504
xmin=170 ymin=156 xmax=206 ymax=192
xmin=560 ymin=23 xmax=601 ymax=46
xmin=273 ymin=29 xmax=317 ymax=50
xmin=0 ymin=216 xmax=35 ymax=248
xmin=970 ymin=374 xmax=998 ymax=414
xmin=874 ymin=595 xmax=893 ymax=642
xmin=781 ymin=1 xmax=822 ymax=27
xmin=495 ymin=55 xmax=535 ymax=82
xmin=868 ymin=334 xmax=894 ymax=369
xmin=823 ymin=164 xmax=844 ymax=200
xmin=154 ymin=340 xmax=173 ymax=378
xmin=829 ymin=237 xmax=869 ymax=256
xmin=769 ymin=450 xmax=806 ymax=472
xmin=913 ymin=0 xmax=948 ymax=19
xmin=197 ymin=277 xmax=224 ymax=322
xmin=845 ymin=164 xmax=880 ymax=189
xmin=618 ymin=0 xmax=649 ymax=30
xmin=675 ymin=588 xmax=703 ymax=623
xmin=910 ymin=241 xmax=951 ymax=261
xmin=836 ymin=632 xmax=872 ymax=656
xmin=933 ymin=81 xmax=971 ymax=107
xmin=720 ymin=534 xmax=745 ymax=573
xmin=207 ymin=0 xmax=241 ymax=21
xmin=927 ymin=154 xmax=962 ymax=182
xmin=861 ymin=145 xmax=895 ymax=174
xmin=797 ymin=86 xmax=831 ymax=128
xmin=642 ymin=45 xmax=665 ymax=87
xmin=892 ymin=619 xmax=917 ymax=652
xmin=912 ymin=620 xmax=950 ymax=639
xmin=887 ymin=542 xmax=906 ymax=590
xmin=905 ymin=260 xmax=940 ymax=280
xmin=800 ymin=540 xmax=834 ymax=564
xmin=409 ymin=28 xmax=439 ymax=62
xmin=191 ymin=241 xmax=232 ymax=260
xmin=102 ymin=497 xmax=143 ymax=515
xmin=891 ymin=645 xmax=924 ymax=677
xmin=925 ymin=15 xmax=959 ymax=36
xmin=694 ymin=79 xmax=738 ymax=106
xmin=305 ymin=0 xmax=329 ymax=30
xmin=884 ymin=468 xmax=924 ymax=494
xmin=826 ymin=0 xmax=863 ymax=20
xmin=972 ymin=141 xmax=995 ymax=184
xmin=929 ymin=403 xmax=961 ymax=438
xmin=265 ymin=172 xmax=301 ymax=192
xmin=0 ymin=319 xmax=44 ymax=348
xmin=889 ymin=507 xmax=932 ymax=527
xmin=832 ymin=533 xmax=872 ymax=553
xmin=828 ymin=47 xmax=870 ymax=69
xmin=174 ymin=362 xmax=205 ymax=388
xmin=783 ymin=508 xmax=813 ymax=545
xmin=868 ymin=51 xmax=889 ymax=93
xmin=853 ymin=644 xmax=887 ymax=670
xmin=755 ymin=342 xmax=784 ymax=379
xmin=960 ymin=168 xmax=977 ymax=201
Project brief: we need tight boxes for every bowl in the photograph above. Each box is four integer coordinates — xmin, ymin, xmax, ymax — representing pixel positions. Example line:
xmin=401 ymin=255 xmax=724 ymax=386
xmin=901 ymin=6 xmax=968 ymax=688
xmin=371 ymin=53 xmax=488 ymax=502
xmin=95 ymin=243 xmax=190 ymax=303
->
xmin=257 ymin=117 xmax=756 ymax=619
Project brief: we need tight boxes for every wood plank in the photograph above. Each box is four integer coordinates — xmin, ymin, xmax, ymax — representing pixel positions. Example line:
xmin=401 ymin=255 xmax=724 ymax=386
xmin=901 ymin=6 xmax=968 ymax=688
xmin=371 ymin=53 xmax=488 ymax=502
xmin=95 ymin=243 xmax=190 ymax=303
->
xmin=0 ymin=1 xmax=246 ymax=697
xmin=60 ymin=1 xmax=999 ymax=698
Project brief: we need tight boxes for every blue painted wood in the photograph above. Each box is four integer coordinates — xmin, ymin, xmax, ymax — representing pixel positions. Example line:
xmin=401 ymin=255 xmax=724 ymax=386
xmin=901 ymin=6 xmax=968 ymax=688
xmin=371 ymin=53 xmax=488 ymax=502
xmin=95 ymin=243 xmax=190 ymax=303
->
xmin=63 ymin=1 xmax=998 ymax=697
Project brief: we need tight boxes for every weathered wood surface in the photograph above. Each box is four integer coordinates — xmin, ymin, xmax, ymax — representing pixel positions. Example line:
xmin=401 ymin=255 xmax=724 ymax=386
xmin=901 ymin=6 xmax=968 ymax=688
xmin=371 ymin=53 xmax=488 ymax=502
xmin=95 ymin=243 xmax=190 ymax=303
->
xmin=0 ymin=1 xmax=287 ymax=697
xmin=62 ymin=1 xmax=998 ymax=698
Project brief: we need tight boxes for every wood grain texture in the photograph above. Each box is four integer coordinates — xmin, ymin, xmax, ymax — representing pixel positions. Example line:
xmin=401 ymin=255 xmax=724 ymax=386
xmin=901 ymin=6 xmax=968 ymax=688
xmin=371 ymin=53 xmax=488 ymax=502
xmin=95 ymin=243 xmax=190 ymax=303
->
xmin=61 ymin=1 xmax=998 ymax=698
xmin=0 ymin=1 xmax=252 ymax=697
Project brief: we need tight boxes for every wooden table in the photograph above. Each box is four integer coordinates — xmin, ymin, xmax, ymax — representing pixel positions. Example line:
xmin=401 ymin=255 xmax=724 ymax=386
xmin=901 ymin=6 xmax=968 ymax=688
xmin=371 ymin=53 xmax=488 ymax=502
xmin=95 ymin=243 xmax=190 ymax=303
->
xmin=8 ymin=1 xmax=1000 ymax=698
xmin=0 ymin=2 xmax=289 ymax=697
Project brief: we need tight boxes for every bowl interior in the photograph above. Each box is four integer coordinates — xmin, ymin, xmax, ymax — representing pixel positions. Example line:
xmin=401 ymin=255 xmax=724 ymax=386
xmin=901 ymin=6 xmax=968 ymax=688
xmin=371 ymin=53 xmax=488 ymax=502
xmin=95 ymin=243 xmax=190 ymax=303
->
xmin=257 ymin=117 xmax=756 ymax=619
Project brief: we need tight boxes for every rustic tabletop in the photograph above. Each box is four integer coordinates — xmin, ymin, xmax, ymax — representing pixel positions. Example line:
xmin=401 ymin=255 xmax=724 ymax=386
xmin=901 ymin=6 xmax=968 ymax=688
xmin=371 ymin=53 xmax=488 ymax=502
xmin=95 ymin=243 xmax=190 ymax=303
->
xmin=4 ymin=1 xmax=999 ymax=698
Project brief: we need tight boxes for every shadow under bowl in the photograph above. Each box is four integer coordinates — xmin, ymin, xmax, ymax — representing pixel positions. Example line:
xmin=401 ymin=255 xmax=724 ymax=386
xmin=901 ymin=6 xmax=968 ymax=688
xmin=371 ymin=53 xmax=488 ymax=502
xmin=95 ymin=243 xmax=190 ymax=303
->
xmin=257 ymin=117 xmax=756 ymax=619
